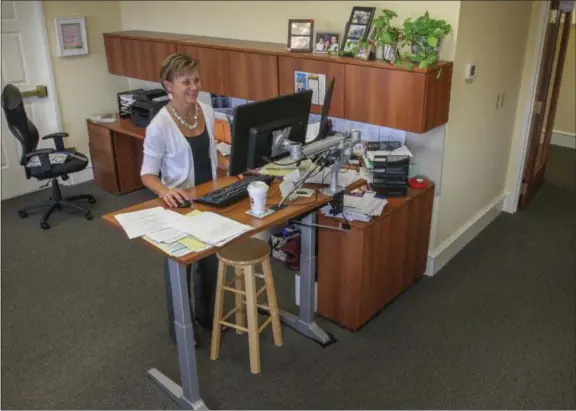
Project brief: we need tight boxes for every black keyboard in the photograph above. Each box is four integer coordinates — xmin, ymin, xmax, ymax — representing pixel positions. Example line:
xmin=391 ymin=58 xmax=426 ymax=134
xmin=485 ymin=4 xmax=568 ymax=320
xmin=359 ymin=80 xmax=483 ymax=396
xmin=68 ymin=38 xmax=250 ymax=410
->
xmin=193 ymin=175 xmax=275 ymax=207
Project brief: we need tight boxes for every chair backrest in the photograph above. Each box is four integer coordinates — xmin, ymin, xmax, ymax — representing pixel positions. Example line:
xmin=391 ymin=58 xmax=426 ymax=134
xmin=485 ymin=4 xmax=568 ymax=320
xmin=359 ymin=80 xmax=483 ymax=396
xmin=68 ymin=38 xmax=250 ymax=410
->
xmin=1 ymin=84 xmax=40 ymax=166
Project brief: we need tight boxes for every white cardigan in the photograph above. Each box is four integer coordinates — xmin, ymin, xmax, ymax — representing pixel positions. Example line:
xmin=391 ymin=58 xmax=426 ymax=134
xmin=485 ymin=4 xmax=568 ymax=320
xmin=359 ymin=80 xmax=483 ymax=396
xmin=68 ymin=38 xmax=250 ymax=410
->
xmin=140 ymin=101 xmax=218 ymax=190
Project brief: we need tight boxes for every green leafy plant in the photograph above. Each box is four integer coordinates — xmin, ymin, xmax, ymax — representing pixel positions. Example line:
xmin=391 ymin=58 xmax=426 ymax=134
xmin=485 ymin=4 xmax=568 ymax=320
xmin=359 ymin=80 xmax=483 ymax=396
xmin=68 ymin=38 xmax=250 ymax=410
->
xmin=370 ymin=9 xmax=403 ymax=47
xmin=402 ymin=11 xmax=451 ymax=68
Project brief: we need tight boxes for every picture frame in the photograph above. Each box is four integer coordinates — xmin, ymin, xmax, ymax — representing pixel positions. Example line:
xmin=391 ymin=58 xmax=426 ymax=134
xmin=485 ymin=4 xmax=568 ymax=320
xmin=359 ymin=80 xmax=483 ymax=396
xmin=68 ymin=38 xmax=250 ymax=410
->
xmin=341 ymin=7 xmax=375 ymax=52
xmin=314 ymin=32 xmax=340 ymax=54
xmin=287 ymin=19 xmax=314 ymax=52
xmin=355 ymin=43 xmax=372 ymax=61
xmin=54 ymin=17 xmax=88 ymax=57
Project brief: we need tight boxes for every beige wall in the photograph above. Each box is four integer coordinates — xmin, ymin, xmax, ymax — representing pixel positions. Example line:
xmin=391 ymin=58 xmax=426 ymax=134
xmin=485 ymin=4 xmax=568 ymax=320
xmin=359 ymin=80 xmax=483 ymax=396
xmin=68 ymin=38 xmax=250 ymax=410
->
xmin=119 ymin=1 xmax=461 ymax=61
xmin=553 ymin=25 xmax=575 ymax=134
xmin=431 ymin=0 xmax=534 ymax=250
xmin=42 ymin=0 xmax=128 ymax=155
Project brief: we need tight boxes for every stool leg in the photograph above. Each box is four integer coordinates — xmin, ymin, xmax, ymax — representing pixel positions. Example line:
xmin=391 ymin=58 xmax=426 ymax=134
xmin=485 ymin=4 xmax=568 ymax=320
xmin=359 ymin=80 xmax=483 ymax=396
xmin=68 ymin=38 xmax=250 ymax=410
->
xmin=244 ymin=265 xmax=261 ymax=374
xmin=262 ymin=258 xmax=283 ymax=347
xmin=235 ymin=266 xmax=246 ymax=334
xmin=210 ymin=261 xmax=226 ymax=361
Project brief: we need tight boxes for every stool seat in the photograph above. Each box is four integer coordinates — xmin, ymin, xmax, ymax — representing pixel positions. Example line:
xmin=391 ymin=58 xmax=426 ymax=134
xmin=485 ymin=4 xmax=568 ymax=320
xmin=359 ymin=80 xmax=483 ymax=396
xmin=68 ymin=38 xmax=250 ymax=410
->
xmin=216 ymin=238 xmax=270 ymax=266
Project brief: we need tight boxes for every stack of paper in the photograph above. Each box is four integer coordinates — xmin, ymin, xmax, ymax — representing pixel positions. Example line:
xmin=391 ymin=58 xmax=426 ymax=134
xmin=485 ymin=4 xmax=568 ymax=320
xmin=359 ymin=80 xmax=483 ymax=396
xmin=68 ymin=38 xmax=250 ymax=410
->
xmin=259 ymin=157 xmax=313 ymax=177
xmin=163 ymin=211 xmax=252 ymax=247
xmin=320 ymin=192 xmax=387 ymax=222
xmin=305 ymin=169 xmax=361 ymax=187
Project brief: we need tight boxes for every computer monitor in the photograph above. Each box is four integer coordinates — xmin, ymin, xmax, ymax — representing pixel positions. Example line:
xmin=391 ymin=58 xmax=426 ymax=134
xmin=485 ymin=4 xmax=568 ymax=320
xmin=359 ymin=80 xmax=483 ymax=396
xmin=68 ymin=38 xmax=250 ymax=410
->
xmin=316 ymin=77 xmax=335 ymax=141
xmin=228 ymin=89 xmax=313 ymax=176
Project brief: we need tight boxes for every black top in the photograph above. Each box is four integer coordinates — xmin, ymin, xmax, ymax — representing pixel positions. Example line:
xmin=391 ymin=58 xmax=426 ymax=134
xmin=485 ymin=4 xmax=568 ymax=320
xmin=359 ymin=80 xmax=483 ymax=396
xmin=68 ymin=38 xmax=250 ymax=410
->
xmin=186 ymin=127 xmax=213 ymax=185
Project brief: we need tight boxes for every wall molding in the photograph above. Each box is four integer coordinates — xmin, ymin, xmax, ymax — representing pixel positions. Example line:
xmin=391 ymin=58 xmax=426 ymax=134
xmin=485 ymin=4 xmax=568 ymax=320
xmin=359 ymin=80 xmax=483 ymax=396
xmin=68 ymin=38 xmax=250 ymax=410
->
xmin=551 ymin=130 xmax=576 ymax=149
xmin=425 ymin=193 xmax=506 ymax=277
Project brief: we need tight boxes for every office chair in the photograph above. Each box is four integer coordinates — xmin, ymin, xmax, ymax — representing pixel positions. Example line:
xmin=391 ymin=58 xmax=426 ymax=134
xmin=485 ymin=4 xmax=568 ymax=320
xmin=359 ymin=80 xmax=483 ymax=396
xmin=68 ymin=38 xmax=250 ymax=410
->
xmin=1 ymin=84 xmax=96 ymax=230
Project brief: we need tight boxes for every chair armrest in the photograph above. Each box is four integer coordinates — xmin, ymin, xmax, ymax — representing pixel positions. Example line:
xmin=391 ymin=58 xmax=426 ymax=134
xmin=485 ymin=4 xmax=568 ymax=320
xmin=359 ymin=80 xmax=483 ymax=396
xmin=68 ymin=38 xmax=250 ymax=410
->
xmin=42 ymin=132 xmax=69 ymax=151
xmin=24 ymin=148 xmax=55 ymax=160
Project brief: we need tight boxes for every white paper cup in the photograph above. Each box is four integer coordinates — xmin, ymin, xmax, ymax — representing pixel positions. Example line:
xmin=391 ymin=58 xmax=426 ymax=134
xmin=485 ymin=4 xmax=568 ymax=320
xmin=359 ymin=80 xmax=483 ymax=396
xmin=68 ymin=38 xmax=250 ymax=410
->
xmin=247 ymin=181 xmax=269 ymax=215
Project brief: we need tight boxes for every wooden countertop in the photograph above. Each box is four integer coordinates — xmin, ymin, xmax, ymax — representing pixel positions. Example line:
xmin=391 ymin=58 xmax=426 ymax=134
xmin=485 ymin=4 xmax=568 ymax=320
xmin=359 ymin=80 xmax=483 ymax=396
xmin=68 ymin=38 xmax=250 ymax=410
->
xmin=87 ymin=116 xmax=146 ymax=140
xmin=102 ymin=175 xmax=366 ymax=266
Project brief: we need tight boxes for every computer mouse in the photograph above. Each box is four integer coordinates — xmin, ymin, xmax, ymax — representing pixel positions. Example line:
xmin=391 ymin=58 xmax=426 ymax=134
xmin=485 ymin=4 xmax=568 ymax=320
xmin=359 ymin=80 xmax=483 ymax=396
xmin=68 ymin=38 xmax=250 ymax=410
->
xmin=177 ymin=199 xmax=191 ymax=208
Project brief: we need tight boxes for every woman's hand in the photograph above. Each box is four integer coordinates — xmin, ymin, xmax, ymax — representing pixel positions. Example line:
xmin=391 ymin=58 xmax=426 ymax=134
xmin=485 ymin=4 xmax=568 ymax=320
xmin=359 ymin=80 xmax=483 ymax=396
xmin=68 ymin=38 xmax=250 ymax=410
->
xmin=160 ymin=188 xmax=189 ymax=208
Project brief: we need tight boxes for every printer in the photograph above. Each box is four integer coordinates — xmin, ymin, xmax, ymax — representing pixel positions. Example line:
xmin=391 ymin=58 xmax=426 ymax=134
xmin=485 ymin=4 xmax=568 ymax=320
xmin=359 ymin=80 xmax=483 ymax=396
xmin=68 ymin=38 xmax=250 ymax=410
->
xmin=129 ymin=89 xmax=169 ymax=128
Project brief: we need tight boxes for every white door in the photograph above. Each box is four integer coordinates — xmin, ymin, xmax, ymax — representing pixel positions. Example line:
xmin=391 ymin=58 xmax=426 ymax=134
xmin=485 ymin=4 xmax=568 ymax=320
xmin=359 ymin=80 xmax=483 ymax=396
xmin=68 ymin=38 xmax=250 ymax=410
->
xmin=1 ymin=0 xmax=62 ymax=200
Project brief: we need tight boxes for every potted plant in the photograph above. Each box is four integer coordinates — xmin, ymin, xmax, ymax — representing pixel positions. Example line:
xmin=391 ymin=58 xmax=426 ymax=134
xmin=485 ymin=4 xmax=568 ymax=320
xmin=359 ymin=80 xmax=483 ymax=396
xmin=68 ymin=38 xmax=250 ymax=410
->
xmin=370 ymin=9 xmax=403 ymax=63
xmin=402 ymin=11 xmax=451 ymax=68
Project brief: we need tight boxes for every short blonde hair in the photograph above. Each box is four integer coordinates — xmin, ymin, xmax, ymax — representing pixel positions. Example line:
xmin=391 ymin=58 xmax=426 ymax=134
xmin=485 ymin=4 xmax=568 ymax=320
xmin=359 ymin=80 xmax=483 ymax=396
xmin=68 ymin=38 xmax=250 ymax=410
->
xmin=159 ymin=53 xmax=200 ymax=90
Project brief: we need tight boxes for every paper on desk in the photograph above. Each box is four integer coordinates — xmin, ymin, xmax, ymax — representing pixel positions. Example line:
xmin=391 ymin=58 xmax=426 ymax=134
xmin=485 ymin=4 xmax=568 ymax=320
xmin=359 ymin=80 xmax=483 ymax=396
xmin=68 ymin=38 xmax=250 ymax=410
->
xmin=143 ymin=235 xmax=193 ymax=257
xmin=114 ymin=206 xmax=171 ymax=239
xmin=344 ymin=192 xmax=387 ymax=216
xmin=305 ymin=169 xmax=361 ymax=187
xmin=165 ymin=211 xmax=252 ymax=247
xmin=147 ymin=227 xmax=188 ymax=244
xmin=279 ymin=168 xmax=301 ymax=200
xmin=365 ymin=146 xmax=413 ymax=162
xmin=217 ymin=142 xmax=231 ymax=156
xmin=306 ymin=121 xmax=320 ymax=142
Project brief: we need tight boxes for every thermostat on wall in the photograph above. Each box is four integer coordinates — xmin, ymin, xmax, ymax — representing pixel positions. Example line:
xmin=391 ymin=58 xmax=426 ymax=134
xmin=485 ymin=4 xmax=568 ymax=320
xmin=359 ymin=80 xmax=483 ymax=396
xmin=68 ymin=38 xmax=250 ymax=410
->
xmin=465 ymin=63 xmax=477 ymax=81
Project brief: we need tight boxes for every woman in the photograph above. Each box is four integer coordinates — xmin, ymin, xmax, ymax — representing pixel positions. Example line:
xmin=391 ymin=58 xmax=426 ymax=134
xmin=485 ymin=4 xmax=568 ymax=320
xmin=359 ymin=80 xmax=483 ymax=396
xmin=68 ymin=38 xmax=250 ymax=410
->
xmin=140 ymin=53 xmax=227 ymax=346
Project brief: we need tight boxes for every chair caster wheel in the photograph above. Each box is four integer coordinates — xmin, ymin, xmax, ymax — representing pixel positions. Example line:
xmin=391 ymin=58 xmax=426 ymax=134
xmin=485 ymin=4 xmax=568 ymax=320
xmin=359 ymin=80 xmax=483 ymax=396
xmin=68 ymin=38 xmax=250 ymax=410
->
xmin=18 ymin=211 xmax=28 ymax=218
xmin=40 ymin=221 xmax=50 ymax=230
xmin=86 ymin=213 xmax=93 ymax=221
xmin=88 ymin=196 xmax=96 ymax=204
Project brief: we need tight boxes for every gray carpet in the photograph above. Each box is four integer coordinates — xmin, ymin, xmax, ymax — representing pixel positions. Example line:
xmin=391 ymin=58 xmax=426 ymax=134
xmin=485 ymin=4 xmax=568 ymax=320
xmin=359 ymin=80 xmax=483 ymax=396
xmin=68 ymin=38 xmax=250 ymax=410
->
xmin=2 ymin=146 xmax=575 ymax=410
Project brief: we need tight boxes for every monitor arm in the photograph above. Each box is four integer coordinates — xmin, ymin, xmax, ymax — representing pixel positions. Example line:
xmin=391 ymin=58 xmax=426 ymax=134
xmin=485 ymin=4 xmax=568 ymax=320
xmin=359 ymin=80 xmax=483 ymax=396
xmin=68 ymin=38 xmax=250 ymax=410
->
xmin=273 ymin=129 xmax=361 ymax=196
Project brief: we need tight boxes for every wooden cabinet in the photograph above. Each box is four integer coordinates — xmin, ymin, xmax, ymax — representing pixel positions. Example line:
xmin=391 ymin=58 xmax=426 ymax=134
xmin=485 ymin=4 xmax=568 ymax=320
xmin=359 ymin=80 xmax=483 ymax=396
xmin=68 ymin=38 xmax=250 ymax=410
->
xmin=87 ymin=119 xmax=145 ymax=195
xmin=345 ymin=63 xmax=452 ymax=133
xmin=102 ymin=30 xmax=453 ymax=133
xmin=278 ymin=56 xmax=345 ymax=118
xmin=223 ymin=50 xmax=278 ymax=101
xmin=317 ymin=184 xmax=434 ymax=330
xmin=176 ymin=44 xmax=226 ymax=95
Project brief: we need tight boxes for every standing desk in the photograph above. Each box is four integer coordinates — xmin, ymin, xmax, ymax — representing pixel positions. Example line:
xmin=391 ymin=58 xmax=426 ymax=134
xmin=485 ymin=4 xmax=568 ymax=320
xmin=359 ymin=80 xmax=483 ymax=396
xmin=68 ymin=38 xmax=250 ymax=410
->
xmin=102 ymin=175 xmax=364 ymax=410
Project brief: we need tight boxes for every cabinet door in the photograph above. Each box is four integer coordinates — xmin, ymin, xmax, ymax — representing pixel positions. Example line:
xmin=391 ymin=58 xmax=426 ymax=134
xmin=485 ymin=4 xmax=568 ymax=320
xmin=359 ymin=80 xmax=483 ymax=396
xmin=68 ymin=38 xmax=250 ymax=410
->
xmin=345 ymin=65 xmax=426 ymax=133
xmin=87 ymin=122 xmax=120 ymax=194
xmin=223 ymin=50 xmax=278 ymax=101
xmin=176 ymin=44 xmax=226 ymax=95
xmin=278 ymin=56 xmax=345 ymax=118
xmin=104 ymin=36 xmax=175 ymax=82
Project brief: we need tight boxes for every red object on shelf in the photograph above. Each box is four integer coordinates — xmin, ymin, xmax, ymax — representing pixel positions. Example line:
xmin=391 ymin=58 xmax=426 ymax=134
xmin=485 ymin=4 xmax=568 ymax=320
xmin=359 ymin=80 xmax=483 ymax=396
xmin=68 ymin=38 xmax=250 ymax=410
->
xmin=409 ymin=177 xmax=429 ymax=189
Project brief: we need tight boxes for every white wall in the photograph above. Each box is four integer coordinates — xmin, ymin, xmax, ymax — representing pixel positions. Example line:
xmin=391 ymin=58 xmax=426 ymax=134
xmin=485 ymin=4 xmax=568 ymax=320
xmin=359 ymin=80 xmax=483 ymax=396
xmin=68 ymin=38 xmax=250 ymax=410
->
xmin=430 ymin=0 xmax=534 ymax=254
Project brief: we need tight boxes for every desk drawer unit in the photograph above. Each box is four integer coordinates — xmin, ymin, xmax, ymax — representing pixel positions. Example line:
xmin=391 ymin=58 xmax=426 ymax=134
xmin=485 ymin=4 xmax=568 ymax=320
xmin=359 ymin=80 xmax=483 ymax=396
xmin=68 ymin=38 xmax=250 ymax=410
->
xmin=87 ymin=122 xmax=121 ymax=194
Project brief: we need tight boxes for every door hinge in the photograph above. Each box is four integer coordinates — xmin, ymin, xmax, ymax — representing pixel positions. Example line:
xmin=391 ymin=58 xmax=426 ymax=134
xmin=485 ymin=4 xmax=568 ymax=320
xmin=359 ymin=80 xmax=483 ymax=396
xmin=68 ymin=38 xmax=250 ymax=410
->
xmin=534 ymin=100 xmax=543 ymax=114
xmin=549 ymin=9 xmax=558 ymax=24
xmin=521 ymin=182 xmax=528 ymax=196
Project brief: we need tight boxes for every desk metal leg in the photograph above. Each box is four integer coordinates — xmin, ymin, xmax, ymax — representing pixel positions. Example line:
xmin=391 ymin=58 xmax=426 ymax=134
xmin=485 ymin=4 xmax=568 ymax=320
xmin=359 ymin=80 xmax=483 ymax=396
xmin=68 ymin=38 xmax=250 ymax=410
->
xmin=277 ymin=212 xmax=336 ymax=346
xmin=148 ymin=258 xmax=208 ymax=410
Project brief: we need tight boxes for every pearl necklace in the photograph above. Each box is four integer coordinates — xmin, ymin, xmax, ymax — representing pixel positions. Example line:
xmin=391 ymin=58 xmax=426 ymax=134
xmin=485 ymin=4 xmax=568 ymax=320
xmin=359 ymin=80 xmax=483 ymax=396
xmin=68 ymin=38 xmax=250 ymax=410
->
xmin=170 ymin=103 xmax=199 ymax=130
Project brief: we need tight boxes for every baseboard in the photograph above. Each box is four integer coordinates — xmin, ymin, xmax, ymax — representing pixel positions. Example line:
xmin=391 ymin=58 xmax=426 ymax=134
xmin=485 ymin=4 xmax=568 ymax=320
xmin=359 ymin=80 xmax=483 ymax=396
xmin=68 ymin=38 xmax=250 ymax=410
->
xmin=71 ymin=166 xmax=94 ymax=185
xmin=425 ymin=193 xmax=506 ymax=277
xmin=551 ymin=130 xmax=576 ymax=149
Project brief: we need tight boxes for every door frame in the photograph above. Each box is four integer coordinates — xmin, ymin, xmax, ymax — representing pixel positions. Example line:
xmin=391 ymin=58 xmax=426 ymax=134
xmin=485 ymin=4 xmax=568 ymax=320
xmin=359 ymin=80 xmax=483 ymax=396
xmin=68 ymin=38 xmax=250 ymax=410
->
xmin=505 ymin=0 xmax=551 ymax=214
xmin=0 ymin=1 xmax=64 ymax=196
xmin=507 ymin=0 xmax=574 ymax=213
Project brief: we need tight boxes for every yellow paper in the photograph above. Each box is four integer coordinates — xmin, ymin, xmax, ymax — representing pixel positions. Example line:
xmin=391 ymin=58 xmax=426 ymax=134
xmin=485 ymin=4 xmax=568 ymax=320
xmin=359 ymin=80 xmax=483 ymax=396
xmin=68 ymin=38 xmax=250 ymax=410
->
xmin=177 ymin=236 xmax=210 ymax=252
xmin=186 ymin=209 xmax=203 ymax=217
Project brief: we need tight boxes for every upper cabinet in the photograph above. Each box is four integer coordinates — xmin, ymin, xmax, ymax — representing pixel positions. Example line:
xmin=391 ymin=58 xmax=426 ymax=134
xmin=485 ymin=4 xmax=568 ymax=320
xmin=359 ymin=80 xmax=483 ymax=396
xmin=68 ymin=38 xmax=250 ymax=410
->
xmin=102 ymin=30 xmax=453 ymax=134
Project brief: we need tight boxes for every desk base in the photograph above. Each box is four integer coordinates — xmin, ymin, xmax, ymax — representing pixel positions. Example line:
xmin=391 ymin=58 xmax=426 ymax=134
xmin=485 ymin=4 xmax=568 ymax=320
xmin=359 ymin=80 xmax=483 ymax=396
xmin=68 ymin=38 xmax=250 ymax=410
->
xmin=148 ymin=368 xmax=208 ymax=410
xmin=277 ymin=309 xmax=336 ymax=346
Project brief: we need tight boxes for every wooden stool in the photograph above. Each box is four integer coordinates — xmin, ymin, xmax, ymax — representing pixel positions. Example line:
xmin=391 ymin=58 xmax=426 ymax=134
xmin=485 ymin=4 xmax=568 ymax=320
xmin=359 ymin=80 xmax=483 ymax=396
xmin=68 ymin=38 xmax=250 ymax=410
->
xmin=210 ymin=238 xmax=283 ymax=374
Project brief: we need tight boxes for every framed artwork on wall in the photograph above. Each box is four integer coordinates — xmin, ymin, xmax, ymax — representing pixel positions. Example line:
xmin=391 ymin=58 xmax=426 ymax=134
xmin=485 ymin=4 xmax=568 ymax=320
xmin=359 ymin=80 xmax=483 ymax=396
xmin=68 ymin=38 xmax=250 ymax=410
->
xmin=54 ymin=17 xmax=89 ymax=57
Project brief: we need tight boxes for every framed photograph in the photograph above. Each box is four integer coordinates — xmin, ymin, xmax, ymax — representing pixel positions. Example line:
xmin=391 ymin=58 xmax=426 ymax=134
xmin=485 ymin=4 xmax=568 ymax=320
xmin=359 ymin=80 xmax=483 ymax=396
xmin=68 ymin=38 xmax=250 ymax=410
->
xmin=349 ymin=6 xmax=376 ymax=26
xmin=314 ymin=32 xmax=340 ymax=53
xmin=343 ymin=39 xmax=359 ymax=54
xmin=355 ymin=43 xmax=372 ymax=61
xmin=54 ymin=17 xmax=88 ymax=57
xmin=287 ymin=19 xmax=314 ymax=52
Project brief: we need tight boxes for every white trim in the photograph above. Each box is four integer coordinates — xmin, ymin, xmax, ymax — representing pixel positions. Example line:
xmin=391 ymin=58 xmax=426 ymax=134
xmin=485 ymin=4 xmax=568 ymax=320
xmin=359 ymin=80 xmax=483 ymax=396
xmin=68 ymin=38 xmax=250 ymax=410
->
xmin=507 ymin=0 xmax=551 ymax=214
xmin=425 ymin=193 xmax=506 ymax=277
xmin=70 ymin=165 xmax=94 ymax=185
xmin=37 ymin=1 xmax=64 ymax=134
xmin=550 ymin=130 xmax=576 ymax=149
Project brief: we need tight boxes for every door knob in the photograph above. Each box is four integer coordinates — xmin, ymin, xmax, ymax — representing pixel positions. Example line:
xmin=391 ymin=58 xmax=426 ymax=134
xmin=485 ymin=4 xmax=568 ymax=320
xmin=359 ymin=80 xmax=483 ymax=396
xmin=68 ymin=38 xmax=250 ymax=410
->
xmin=21 ymin=85 xmax=48 ymax=99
